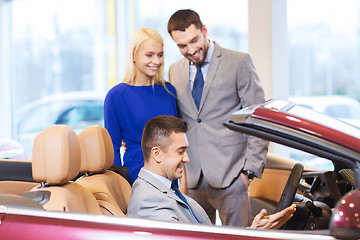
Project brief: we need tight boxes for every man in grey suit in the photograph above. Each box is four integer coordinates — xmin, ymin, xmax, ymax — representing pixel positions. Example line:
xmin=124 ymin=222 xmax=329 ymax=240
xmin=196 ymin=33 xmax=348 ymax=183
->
xmin=167 ymin=9 xmax=269 ymax=226
xmin=127 ymin=115 xmax=295 ymax=228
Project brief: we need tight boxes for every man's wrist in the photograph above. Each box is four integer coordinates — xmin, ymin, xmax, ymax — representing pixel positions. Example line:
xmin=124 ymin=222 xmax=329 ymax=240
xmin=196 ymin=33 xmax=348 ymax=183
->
xmin=241 ymin=170 xmax=255 ymax=181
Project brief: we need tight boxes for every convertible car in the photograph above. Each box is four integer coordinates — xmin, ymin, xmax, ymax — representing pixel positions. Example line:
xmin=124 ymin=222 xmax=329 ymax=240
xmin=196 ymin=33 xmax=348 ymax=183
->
xmin=0 ymin=99 xmax=359 ymax=239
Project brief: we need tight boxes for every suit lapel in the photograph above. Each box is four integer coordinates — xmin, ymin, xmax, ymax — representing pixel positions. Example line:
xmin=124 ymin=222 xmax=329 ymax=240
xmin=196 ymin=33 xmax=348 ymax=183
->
xmin=181 ymin=59 xmax=198 ymax=113
xmin=175 ymin=45 xmax=222 ymax=115
xmin=198 ymin=43 xmax=222 ymax=112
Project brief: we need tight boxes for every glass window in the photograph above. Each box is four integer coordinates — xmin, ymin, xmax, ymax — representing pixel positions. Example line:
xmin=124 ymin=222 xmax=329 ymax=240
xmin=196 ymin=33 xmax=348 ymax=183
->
xmin=3 ymin=0 xmax=246 ymax=159
xmin=9 ymin=0 xmax=114 ymax=108
xmin=278 ymin=0 xmax=360 ymax=170
xmin=287 ymin=0 xmax=360 ymax=100
xmin=4 ymin=0 xmax=115 ymax=157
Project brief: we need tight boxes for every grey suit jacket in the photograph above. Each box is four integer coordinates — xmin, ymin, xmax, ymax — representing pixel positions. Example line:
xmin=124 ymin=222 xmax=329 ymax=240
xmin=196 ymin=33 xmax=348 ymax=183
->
xmin=169 ymin=42 xmax=268 ymax=189
xmin=127 ymin=168 xmax=212 ymax=225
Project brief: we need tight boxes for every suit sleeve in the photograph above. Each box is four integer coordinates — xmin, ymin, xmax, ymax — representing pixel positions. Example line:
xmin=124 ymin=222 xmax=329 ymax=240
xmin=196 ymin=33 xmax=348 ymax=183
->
xmin=237 ymin=54 xmax=269 ymax=178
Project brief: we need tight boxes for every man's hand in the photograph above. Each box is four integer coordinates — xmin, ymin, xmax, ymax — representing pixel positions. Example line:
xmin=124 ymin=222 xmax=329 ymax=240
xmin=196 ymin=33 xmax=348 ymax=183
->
xmin=240 ymin=172 xmax=250 ymax=188
xmin=250 ymin=204 xmax=296 ymax=230
xmin=121 ymin=140 xmax=127 ymax=151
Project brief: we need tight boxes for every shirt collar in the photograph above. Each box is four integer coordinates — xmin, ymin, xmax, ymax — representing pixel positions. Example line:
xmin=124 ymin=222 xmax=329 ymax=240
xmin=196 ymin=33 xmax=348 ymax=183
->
xmin=142 ymin=168 xmax=172 ymax=189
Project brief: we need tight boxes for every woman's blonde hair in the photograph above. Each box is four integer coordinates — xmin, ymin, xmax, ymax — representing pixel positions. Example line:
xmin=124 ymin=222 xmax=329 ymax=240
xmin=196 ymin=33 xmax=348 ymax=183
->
xmin=122 ymin=28 xmax=165 ymax=86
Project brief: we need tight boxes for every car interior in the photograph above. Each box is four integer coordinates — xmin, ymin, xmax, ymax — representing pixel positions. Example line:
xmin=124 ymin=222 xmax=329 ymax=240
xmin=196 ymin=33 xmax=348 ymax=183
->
xmin=23 ymin=125 xmax=103 ymax=214
xmin=224 ymin=101 xmax=358 ymax=235
xmin=0 ymin=159 xmax=39 ymax=195
xmin=0 ymin=124 xmax=357 ymax=236
xmin=75 ymin=125 xmax=131 ymax=216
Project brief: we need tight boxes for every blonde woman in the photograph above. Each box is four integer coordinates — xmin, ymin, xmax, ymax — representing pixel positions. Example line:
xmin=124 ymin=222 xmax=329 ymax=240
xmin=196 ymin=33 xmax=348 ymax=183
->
xmin=104 ymin=28 xmax=178 ymax=185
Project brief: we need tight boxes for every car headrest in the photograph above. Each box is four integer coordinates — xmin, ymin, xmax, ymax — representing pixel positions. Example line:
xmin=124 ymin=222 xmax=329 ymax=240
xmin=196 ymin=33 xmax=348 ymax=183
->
xmin=78 ymin=125 xmax=114 ymax=174
xmin=32 ymin=125 xmax=81 ymax=185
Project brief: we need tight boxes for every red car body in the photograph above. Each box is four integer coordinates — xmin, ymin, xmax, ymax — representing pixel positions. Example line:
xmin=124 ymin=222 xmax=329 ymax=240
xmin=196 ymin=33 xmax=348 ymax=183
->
xmin=0 ymin=204 xmax=335 ymax=240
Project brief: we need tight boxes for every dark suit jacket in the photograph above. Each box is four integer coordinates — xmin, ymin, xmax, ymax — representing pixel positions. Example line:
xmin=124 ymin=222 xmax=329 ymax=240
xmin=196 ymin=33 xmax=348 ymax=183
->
xmin=169 ymin=42 xmax=268 ymax=188
xmin=127 ymin=168 xmax=212 ymax=224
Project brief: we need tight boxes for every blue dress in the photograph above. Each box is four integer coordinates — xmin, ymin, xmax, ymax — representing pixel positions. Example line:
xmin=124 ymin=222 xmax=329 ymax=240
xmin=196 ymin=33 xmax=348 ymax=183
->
xmin=104 ymin=82 xmax=178 ymax=185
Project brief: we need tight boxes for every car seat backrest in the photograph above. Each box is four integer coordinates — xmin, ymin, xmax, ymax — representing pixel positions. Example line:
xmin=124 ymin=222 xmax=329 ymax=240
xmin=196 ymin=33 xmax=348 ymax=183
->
xmin=76 ymin=125 xmax=131 ymax=216
xmin=78 ymin=125 xmax=114 ymax=174
xmin=30 ymin=125 xmax=102 ymax=214
xmin=32 ymin=125 xmax=80 ymax=184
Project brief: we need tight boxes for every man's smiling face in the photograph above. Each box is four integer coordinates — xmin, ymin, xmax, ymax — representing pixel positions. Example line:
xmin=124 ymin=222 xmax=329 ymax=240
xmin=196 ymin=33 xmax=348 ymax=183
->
xmin=171 ymin=24 xmax=209 ymax=65
xmin=158 ymin=132 xmax=190 ymax=180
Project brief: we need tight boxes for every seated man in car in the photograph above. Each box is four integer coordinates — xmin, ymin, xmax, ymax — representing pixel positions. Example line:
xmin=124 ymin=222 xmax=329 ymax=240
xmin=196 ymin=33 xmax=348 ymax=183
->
xmin=127 ymin=115 xmax=296 ymax=229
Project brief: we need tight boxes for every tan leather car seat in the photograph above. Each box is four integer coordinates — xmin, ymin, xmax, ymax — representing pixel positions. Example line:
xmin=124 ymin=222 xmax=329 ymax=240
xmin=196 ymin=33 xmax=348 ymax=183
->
xmin=76 ymin=125 xmax=131 ymax=216
xmin=29 ymin=125 xmax=102 ymax=214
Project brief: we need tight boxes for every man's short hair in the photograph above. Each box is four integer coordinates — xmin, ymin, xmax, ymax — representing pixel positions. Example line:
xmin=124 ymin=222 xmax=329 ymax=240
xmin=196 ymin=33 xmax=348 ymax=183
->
xmin=142 ymin=115 xmax=188 ymax=161
xmin=167 ymin=9 xmax=203 ymax=37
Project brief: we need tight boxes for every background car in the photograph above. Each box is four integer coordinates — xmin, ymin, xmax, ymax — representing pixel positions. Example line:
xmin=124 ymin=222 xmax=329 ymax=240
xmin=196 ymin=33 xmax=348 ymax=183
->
xmin=15 ymin=91 xmax=105 ymax=158
xmin=289 ymin=95 xmax=360 ymax=128
xmin=0 ymin=132 xmax=26 ymax=160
